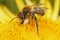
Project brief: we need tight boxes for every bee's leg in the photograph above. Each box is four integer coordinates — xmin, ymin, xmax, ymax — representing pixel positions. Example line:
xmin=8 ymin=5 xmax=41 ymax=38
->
xmin=21 ymin=19 xmax=24 ymax=24
xmin=32 ymin=14 xmax=39 ymax=35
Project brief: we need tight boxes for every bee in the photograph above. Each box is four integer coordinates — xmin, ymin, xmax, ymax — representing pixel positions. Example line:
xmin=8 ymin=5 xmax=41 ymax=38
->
xmin=9 ymin=4 xmax=47 ymax=35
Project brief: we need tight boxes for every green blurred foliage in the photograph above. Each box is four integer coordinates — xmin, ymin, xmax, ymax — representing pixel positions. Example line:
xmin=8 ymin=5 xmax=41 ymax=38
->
xmin=58 ymin=8 xmax=60 ymax=15
xmin=30 ymin=0 xmax=40 ymax=3
xmin=50 ymin=0 xmax=54 ymax=8
xmin=0 ymin=0 xmax=5 ymax=4
xmin=0 ymin=0 xmax=40 ymax=15
xmin=0 ymin=0 xmax=19 ymax=15
xmin=0 ymin=0 xmax=60 ymax=15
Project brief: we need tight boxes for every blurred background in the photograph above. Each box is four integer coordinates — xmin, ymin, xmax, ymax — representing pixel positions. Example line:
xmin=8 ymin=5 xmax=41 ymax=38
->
xmin=0 ymin=0 xmax=59 ymax=15
xmin=0 ymin=0 xmax=18 ymax=15
xmin=0 ymin=0 xmax=60 ymax=40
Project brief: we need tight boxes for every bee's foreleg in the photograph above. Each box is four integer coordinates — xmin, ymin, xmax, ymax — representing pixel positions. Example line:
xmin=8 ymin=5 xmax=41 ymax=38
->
xmin=21 ymin=19 xmax=24 ymax=24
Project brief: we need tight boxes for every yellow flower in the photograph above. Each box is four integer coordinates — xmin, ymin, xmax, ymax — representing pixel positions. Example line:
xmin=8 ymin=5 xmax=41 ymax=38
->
xmin=0 ymin=4 xmax=40 ymax=40
xmin=0 ymin=0 xmax=60 ymax=40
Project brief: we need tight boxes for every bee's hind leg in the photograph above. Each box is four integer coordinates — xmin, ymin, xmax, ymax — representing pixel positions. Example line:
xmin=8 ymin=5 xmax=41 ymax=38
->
xmin=32 ymin=15 xmax=39 ymax=35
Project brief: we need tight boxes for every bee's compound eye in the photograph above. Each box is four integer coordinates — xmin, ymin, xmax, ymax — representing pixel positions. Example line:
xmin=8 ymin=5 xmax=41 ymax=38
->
xmin=21 ymin=14 xmax=25 ymax=18
xmin=18 ymin=13 xmax=25 ymax=19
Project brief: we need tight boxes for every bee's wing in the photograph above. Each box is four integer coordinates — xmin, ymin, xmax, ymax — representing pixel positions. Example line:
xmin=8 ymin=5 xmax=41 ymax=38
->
xmin=39 ymin=7 xmax=48 ymax=11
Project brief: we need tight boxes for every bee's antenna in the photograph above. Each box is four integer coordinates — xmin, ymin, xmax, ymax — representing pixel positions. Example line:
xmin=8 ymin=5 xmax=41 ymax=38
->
xmin=9 ymin=17 xmax=18 ymax=23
